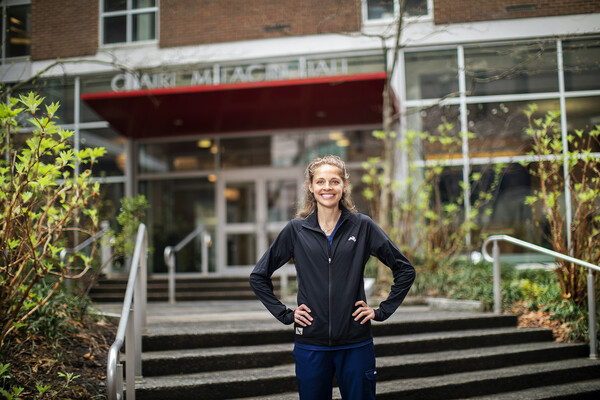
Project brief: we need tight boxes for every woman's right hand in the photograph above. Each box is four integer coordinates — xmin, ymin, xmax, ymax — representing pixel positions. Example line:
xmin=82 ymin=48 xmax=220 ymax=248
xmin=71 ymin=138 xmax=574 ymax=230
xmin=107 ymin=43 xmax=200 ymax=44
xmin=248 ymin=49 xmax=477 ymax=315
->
xmin=294 ymin=304 xmax=313 ymax=327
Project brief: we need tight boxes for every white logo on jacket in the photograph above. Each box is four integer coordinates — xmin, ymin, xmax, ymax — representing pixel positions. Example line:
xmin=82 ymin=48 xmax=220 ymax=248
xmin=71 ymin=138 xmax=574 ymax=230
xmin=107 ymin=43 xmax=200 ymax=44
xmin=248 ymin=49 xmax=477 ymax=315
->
xmin=296 ymin=327 xmax=303 ymax=335
xmin=348 ymin=236 xmax=357 ymax=242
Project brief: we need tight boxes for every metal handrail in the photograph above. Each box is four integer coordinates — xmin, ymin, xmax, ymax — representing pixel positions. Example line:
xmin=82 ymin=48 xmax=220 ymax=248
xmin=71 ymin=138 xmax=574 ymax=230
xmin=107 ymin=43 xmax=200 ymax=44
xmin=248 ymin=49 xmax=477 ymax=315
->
xmin=59 ymin=221 xmax=111 ymax=267
xmin=482 ymin=234 xmax=598 ymax=359
xmin=163 ymin=225 xmax=211 ymax=304
xmin=107 ymin=224 xmax=148 ymax=400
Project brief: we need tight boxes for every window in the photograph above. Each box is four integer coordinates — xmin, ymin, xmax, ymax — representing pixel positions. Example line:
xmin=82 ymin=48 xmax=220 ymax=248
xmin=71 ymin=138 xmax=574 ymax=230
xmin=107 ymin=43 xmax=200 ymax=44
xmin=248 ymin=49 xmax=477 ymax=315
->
xmin=101 ymin=0 xmax=157 ymax=45
xmin=1 ymin=0 xmax=30 ymax=62
xmin=464 ymin=42 xmax=558 ymax=96
xmin=363 ymin=0 xmax=430 ymax=23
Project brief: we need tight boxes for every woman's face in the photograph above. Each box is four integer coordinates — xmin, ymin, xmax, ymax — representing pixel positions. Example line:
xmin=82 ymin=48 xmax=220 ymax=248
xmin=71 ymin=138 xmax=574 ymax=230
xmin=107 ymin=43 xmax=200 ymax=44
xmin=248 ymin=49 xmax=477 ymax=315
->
xmin=308 ymin=164 xmax=346 ymax=210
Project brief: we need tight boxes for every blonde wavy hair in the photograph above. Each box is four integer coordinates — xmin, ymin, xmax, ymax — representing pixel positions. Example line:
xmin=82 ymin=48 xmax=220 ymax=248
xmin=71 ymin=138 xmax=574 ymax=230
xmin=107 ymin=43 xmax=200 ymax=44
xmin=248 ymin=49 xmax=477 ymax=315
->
xmin=296 ymin=155 xmax=357 ymax=218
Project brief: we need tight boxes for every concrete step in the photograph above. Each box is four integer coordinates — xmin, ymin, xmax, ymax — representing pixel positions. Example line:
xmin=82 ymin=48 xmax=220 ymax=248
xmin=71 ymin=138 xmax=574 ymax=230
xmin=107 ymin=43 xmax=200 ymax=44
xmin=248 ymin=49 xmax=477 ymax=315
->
xmin=235 ymin=377 xmax=600 ymax=400
xmin=460 ymin=378 xmax=600 ymax=399
xmin=141 ymin=315 xmax=520 ymax=352
xmin=374 ymin=358 xmax=600 ymax=400
xmin=90 ymin=276 xmax=286 ymax=302
xmin=139 ymin=328 xmax=559 ymax=376
xmin=133 ymin=353 xmax=600 ymax=400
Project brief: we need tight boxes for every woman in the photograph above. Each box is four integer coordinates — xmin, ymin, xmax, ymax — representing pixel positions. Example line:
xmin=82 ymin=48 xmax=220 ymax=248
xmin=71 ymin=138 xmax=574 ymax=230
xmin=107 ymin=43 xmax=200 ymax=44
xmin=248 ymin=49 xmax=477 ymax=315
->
xmin=250 ymin=155 xmax=415 ymax=400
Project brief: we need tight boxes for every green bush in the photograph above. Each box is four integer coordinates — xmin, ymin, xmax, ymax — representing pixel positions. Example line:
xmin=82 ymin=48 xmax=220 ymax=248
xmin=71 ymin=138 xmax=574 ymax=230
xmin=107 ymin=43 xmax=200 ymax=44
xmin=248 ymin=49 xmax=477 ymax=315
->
xmin=412 ymin=260 xmax=599 ymax=343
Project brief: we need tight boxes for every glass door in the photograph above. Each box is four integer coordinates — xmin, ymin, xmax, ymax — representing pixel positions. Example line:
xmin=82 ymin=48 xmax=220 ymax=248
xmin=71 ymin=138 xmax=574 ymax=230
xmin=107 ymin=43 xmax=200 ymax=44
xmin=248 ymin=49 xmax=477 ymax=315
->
xmin=217 ymin=167 xmax=302 ymax=274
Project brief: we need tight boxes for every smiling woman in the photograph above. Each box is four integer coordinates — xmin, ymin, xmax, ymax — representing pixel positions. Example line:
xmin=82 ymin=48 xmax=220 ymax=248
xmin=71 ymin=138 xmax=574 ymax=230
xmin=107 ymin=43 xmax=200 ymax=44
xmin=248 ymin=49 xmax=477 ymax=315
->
xmin=250 ymin=155 xmax=416 ymax=400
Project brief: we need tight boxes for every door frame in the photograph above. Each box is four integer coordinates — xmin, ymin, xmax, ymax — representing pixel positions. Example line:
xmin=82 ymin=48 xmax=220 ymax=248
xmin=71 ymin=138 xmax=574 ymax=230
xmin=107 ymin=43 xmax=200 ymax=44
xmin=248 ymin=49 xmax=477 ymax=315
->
xmin=216 ymin=166 xmax=304 ymax=275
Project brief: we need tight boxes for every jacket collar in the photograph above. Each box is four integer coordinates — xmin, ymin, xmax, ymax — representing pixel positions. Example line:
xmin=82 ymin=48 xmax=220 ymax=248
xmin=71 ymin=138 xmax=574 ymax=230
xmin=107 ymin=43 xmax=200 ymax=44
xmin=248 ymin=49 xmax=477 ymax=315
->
xmin=303 ymin=204 xmax=352 ymax=231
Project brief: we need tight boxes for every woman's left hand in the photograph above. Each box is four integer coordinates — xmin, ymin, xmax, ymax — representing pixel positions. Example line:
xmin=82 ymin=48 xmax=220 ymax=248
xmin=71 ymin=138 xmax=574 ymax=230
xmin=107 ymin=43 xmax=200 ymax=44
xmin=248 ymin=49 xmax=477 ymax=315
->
xmin=352 ymin=300 xmax=375 ymax=325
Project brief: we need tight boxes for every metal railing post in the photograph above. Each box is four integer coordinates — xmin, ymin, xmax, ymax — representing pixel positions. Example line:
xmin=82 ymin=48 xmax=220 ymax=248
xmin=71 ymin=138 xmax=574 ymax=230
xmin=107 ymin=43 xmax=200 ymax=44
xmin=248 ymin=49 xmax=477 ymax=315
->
xmin=492 ymin=240 xmax=501 ymax=314
xmin=163 ymin=225 xmax=211 ymax=303
xmin=100 ymin=220 xmax=113 ymax=277
xmin=201 ymin=232 xmax=210 ymax=275
xmin=588 ymin=269 xmax=598 ymax=359
xmin=164 ymin=247 xmax=176 ymax=304
xmin=107 ymin=224 xmax=147 ymax=400
xmin=125 ymin=307 xmax=136 ymax=400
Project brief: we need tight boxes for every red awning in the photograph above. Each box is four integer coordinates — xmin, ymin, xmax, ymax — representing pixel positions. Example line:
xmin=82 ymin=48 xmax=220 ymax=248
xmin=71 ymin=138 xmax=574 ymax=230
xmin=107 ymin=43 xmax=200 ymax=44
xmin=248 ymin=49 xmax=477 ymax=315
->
xmin=81 ymin=72 xmax=387 ymax=139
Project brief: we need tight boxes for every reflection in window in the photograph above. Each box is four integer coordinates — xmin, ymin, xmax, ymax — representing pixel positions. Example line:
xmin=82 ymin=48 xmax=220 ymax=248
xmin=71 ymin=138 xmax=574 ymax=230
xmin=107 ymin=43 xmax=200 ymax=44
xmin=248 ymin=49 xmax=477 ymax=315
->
xmin=139 ymin=177 xmax=216 ymax=273
xmin=467 ymin=100 xmax=559 ymax=157
xmin=305 ymin=130 xmax=383 ymax=163
xmin=565 ymin=96 xmax=600 ymax=153
xmin=226 ymin=182 xmax=256 ymax=224
xmin=471 ymin=163 xmax=543 ymax=247
xmin=2 ymin=3 xmax=30 ymax=61
xmin=81 ymin=128 xmax=127 ymax=177
xmin=464 ymin=42 xmax=558 ymax=96
xmin=101 ymin=0 xmax=157 ymax=45
xmin=221 ymin=133 xmax=303 ymax=168
xmin=364 ymin=0 xmax=429 ymax=21
xmin=366 ymin=0 xmax=394 ymax=20
xmin=138 ymin=139 xmax=216 ymax=174
xmin=11 ymin=79 xmax=75 ymax=125
xmin=227 ymin=234 xmax=256 ymax=266
xmin=267 ymin=180 xmax=297 ymax=222
xmin=407 ymin=105 xmax=461 ymax=161
xmin=563 ymin=38 xmax=600 ymax=92
xmin=405 ymin=50 xmax=459 ymax=101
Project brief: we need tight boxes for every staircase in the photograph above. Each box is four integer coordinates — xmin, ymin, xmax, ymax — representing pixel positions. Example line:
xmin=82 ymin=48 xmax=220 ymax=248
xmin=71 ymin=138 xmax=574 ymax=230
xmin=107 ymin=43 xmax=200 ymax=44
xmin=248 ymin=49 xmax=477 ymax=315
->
xmin=129 ymin=308 xmax=600 ymax=399
xmin=90 ymin=275 xmax=291 ymax=302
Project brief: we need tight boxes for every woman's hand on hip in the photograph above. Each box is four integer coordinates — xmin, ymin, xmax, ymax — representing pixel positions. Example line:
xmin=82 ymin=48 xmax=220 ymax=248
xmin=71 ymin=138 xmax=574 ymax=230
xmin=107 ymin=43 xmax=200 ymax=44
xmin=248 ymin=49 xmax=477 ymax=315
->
xmin=353 ymin=300 xmax=375 ymax=325
xmin=294 ymin=304 xmax=313 ymax=327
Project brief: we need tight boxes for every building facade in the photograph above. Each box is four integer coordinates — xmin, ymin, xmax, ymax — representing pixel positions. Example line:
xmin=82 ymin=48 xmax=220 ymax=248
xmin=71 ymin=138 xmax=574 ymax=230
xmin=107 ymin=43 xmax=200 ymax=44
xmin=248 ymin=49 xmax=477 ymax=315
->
xmin=2 ymin=0 xmax=599 ymax=275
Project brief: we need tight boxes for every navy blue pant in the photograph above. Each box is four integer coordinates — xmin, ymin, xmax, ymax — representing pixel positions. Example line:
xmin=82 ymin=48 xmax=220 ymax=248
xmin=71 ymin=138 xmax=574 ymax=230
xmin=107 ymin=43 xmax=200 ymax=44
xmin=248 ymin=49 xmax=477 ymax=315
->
xmin=293 ymin=342 xmax=376 ymax=400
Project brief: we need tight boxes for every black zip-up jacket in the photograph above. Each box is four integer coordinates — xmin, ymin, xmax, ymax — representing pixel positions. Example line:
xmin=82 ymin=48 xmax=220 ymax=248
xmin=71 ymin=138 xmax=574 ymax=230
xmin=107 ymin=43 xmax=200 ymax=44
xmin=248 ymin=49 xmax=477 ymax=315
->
xmin=250 ymin=206 xmax=416 ymax=347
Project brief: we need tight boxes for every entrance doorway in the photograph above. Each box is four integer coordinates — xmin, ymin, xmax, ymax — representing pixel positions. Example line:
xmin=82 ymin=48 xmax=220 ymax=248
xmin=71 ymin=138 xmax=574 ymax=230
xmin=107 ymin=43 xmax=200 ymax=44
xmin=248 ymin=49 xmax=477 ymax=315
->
xmin=216 ymin=167 xmax=303 ymax=275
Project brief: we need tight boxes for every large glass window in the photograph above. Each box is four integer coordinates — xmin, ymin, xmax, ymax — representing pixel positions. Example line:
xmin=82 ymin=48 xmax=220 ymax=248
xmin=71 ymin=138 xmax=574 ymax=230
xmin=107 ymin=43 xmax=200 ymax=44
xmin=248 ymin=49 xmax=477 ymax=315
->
xmin=467 ymin=99 xmax=560 ymax=157
xmin=139 ymin=139 xmax=216 ymax=174
xmin=464 ymin=42 xmax=558 ymax=96
xmin=563 ymin=38 xmax=600 ymax=92
xmin=305 ymin=130 xmax=383 ymax=163
xmin=565 ymin=96 xmax=600 ymax=153
xmin=364 ymin=0 xmax=430 ymax=22
xmin=140 ymin=177 xmax=216 ymax=273
xmin=405 ymin=50 xmax=459 ymax=101
xmin=81 ymin=75 xmax=115 ymax=122
xmin=81 ymin=127 xmax=127 ymax=177
xmin=220 ymin=133 xmax=303 ymax=169
xmin=1 ymin=1 xmax=30 ymax=62
xmin=407 ymin=104 xmax=461 ymax=161
xmin=101 ymin=0 xmax=157 ymax=45
xmin=10 ymin=79 xmax=75 ymax=126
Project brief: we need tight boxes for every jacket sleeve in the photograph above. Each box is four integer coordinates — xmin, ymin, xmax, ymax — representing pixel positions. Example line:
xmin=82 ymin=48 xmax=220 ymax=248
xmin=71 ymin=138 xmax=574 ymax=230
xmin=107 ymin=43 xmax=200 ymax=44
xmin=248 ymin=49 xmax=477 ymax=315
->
xmin=249 ymin=221 xmax=296 ymax=325
xmin=367 ymin=217 xmax=416 ymax=322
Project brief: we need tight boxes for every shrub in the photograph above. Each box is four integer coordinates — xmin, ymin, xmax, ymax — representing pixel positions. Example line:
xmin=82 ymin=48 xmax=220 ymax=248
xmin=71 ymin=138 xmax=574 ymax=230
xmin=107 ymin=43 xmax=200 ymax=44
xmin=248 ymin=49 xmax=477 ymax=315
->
xmin=0 ymin=93 xmax=105 ymax=350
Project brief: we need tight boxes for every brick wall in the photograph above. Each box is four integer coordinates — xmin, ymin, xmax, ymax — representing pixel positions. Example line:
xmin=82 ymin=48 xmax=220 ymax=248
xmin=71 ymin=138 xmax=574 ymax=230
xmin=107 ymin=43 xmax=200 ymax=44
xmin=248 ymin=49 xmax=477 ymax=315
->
xmin=31 ymin=0 xmax=98 ymax=61
xmin=160 ymin=0 xmax=361 ymax=48
xmin=434 ymin=0 xmax=600 ymax=25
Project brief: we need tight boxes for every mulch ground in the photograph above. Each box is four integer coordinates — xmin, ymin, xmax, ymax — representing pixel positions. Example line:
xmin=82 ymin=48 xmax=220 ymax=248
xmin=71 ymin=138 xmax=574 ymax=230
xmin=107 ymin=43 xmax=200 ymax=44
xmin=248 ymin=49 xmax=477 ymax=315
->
xmin=512 ymin=302 xmax=568 ymax=341
xmin=2 ymin=316 xmax=117 ymax=399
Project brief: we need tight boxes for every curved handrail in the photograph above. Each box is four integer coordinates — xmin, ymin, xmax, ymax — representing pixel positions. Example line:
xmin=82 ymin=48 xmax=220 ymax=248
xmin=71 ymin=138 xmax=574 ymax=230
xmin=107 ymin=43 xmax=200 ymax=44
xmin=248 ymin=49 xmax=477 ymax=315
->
xmin=482 ymin=234 xmax=598 ymax=359
xmin=107 ymin=224 xmax=148 ymax=400
xmin=59 ymin=221 xmax=111 ymax=266
xmin=482 ymin=235 xmax=600 ymax=272
xmin=163 ymin=225 xmax=210 ymax=304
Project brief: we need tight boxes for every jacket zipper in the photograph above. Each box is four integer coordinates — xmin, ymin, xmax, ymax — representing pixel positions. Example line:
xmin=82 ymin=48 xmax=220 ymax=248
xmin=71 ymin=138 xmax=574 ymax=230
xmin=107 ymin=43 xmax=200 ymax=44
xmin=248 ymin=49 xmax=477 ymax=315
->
xmin=328 ymin=247 xmax=332 ymax=346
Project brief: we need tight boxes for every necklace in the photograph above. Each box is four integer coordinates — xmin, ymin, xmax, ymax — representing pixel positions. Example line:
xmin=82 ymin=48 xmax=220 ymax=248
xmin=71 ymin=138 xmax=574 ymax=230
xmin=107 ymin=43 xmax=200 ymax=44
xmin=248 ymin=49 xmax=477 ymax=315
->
xmin=319 ymin=212 xmax=341 ymax=235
